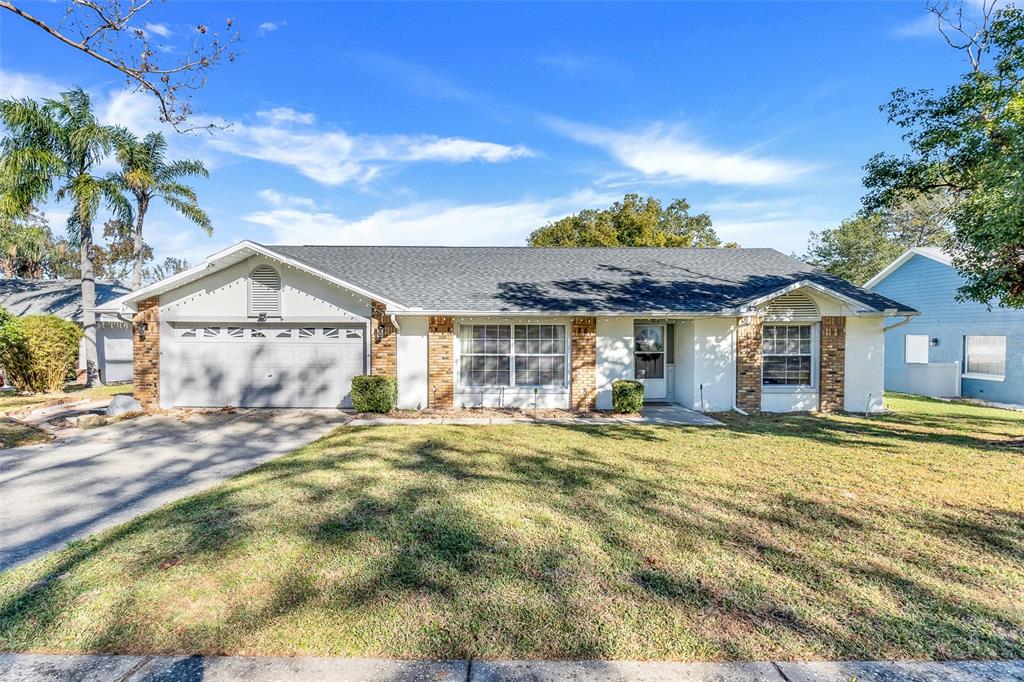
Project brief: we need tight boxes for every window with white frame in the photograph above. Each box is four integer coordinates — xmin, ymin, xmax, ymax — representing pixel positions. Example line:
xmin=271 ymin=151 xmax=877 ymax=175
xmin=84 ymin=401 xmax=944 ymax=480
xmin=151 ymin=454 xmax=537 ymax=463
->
xmin=905 ymin=334 xmax=929 ymax=364
xmin=762 ymin=324 xmax=813 ymax=387
xmin=964 ymin=335 xmax=1006 ymax=379
xmin=459 ymin=324 xmax=567 ymax=388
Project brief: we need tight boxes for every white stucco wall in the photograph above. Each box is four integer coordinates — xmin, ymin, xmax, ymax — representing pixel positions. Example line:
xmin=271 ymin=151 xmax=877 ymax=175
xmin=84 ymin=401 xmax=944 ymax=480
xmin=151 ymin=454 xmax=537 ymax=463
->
xmin=845 ymin=315 xmax=886 ymax=413
xmin=690 ymin=318 xmax=735 ymax=412
xmin=595 ymin=317 xmax=634 ymax=410
xmin=159 ymin=255 xmax=371 ymax=321
xmin=762 ymin=389 xmax=819 ymax=412
xmin=397 ymin=315 xmax=428 ymax=410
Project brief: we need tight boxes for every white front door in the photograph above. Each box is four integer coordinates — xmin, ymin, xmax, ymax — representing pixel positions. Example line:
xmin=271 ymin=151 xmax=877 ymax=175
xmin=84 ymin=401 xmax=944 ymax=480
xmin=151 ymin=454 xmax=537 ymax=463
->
xmin=634 ymin=323 xmax=667 ymax=401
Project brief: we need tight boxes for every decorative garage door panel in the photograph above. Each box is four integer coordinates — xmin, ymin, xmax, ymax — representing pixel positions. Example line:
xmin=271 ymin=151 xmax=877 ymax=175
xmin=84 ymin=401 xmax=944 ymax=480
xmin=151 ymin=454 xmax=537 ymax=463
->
xmin=165 ymin=325 xmax=364 ymax=408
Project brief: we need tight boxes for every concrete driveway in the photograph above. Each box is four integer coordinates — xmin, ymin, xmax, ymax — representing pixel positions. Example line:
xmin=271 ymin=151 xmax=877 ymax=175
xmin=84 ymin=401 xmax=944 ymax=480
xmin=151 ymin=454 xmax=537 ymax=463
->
xmin=0 ymin=409 xmax=350 ymax=571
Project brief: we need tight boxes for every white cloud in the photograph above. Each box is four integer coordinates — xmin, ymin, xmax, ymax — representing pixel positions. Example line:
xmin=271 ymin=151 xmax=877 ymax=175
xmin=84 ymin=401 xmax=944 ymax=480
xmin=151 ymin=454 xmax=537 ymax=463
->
xmin=257 ymin=189 xmax=317 ymax=209
xmin=258 ymin=21 xmax=281 ymax=35
xmin=208 ymin=113 xmax=536 ymax=186
xmin=548 ymin=118 xmax=810 ymax=186
xmin=1 ymin=70 xmax=64 ymax=100
xmin=144 ymin=22 xmax=173 ymax=38
xmin=256 ymin=107 xmax=315 ymax=125
xmin=244 ymin=189 xmax=616 ymax=245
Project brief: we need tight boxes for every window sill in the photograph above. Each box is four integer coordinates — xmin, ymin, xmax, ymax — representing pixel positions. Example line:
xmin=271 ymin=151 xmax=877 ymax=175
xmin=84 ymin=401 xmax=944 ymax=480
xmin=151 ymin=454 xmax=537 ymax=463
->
xmin=962 ymin=373 xmax=1005 ymax=382
xmin=456 ymin=386 xmax=569 ymax=393
xmin=762 ymin=385 xmax=817 ymax=394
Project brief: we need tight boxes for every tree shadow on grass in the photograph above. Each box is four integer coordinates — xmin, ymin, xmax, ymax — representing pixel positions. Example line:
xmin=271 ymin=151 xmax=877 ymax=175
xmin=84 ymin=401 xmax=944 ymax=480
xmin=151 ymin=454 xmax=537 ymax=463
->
xmin=0 ymin=418 xmax=1022 ymax=660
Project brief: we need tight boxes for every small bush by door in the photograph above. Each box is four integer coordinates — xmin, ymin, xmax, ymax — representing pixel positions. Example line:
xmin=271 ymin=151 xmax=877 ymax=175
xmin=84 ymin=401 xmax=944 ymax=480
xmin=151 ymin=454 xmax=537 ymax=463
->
xmin=612 ymin=379 xmax=644 ymax=413
xmin=351 ymin=375 xmax=397 ymax=413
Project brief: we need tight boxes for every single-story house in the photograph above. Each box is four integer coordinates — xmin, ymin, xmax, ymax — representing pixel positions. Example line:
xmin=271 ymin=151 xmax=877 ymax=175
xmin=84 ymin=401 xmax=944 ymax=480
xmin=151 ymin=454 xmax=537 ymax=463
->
xmin=97 ymin=241 xmax=915 ymax=413
xmin=865 ymin=246 xmax=1022 ymax=405
xmin=0 ymin=278 xmax=133 ymax=383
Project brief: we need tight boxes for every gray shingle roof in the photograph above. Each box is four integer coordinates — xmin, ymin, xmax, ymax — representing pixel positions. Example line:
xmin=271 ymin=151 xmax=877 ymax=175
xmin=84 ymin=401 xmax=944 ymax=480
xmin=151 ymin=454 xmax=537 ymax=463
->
xmin=0 ymin=279 xmax=130 ymax=321
xmin=263 ymin=245 xmax=915 ymax=315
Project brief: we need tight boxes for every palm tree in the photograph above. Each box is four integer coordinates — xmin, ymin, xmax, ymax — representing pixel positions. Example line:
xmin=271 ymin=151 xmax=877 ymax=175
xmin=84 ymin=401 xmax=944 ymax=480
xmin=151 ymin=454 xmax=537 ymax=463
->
xmin=0 ymin=88 xmax=131 ymax=386
xmin=110 ymin=132 xmax=211 ymax=290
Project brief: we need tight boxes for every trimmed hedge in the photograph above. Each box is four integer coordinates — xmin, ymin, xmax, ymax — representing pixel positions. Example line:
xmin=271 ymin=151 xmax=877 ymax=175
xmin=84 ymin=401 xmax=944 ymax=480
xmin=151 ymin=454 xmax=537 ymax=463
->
xmin=611 ymin=379 xmax=644 ymax=413
xmin=0 ymin=313 xmax=83 ymax=393
xmin=351 ymin=375 xmax=397 ymax=413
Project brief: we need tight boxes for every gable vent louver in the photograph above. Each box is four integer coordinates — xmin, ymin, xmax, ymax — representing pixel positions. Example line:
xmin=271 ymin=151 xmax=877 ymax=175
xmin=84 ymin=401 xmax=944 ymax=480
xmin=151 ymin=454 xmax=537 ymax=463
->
xmin=249 ymin=265 xmax=281 ymax=317
xmin=763 ymin=290 xmax=819 ymax=322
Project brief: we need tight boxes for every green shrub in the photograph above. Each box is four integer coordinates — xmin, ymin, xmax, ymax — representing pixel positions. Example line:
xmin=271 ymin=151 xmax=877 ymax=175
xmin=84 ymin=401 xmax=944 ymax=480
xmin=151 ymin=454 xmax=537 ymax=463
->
xmin=0 ymin=306 xmax=13 ymax=330
xmin=351 ymin=374 xmax=397 ymax=413
xmin=0 ymin=314 xmax=83 ymax=393
xmin=612 ymin=379 xmax=644 ymax=413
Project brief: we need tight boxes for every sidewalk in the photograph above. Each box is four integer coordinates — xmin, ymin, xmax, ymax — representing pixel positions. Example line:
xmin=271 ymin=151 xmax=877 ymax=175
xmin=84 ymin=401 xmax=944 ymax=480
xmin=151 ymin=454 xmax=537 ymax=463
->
xmin=1 ymin=654 xmax=1021 ymax=681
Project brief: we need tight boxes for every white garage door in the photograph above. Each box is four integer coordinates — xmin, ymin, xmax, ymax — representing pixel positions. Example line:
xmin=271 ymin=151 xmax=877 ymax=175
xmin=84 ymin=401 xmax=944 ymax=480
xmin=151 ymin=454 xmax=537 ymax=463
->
xmin=165 ymin=324 xmax=365 ymax=408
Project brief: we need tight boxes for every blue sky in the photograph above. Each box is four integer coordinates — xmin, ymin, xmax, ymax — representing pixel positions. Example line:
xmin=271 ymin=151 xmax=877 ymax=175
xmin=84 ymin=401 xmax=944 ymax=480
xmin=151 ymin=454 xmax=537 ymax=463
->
xmin=1 ymin=1 xmax=976 ymax=266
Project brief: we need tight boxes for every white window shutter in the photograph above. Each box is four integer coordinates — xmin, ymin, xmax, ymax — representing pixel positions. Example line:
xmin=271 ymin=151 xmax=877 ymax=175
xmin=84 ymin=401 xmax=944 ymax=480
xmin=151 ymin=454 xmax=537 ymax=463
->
xmin=249 ymin=265 xmax=281 ymax=317
xmin=905 ymin=334 xmax=929 ymax=364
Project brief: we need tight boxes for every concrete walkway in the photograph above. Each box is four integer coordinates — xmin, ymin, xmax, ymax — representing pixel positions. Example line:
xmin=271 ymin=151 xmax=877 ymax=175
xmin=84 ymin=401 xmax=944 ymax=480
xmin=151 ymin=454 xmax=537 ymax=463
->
xmin=0 ymin=409 xmax=349 ymax=570
xmin=1 ymin=654 xmax=1021 ymax=681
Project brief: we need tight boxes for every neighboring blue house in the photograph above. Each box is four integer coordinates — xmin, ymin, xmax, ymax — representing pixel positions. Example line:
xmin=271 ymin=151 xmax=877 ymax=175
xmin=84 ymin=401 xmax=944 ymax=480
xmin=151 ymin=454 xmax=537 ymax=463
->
xmin=865 ymin=247 xmax=1023 ymax=405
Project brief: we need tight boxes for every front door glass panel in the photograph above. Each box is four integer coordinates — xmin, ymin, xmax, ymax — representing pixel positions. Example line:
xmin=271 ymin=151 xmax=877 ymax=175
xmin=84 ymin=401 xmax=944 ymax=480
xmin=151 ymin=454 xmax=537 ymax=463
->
xmin=634 ymin=324 xmax=666 ymax=380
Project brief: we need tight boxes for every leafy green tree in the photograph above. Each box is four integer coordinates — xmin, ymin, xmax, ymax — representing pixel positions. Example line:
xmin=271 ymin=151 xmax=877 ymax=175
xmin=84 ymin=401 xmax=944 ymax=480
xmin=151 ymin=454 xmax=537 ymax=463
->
xmin=805 ymin=214 xmax=904 ymax=285
xmin=0 ymin=88 xmax=131 ymax=385
xmin=145 ymin=256 xmax=190 ymax=284
xmin=805 ymin=193 xmax=952 ymax=284
xmin=863 ymin=3 xmax=1024 ymax=307
xmin=109 ymin=131 xmax=210 ymax=290
xmin=528 ymin=193 xmax=734 ymax=247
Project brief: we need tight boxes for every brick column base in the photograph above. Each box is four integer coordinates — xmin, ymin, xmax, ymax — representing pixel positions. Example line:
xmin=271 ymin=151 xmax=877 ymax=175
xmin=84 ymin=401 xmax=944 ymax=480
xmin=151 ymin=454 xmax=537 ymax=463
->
xmin=370 ymin=301 xmax=397 ymax=377
xmin=819 ymin=316 xmax=846 ymax=413
xmin=133 ymin=297 xmax=160 ymax=407
xmin=570 ymin=317 xmax=597 ymax=411
xmin=735 ymin=316 xmax=763 ymax=412
xmin=428 ymin=316 xmax=454 ymax=409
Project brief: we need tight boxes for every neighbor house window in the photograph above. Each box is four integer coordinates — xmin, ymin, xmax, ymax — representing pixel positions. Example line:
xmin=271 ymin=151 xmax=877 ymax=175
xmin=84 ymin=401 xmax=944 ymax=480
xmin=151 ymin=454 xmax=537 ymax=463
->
xmin=459 ymin=324 xmax=566 ymax=387
xmin=905 ymin=334 xmax=929 ymax=364
xmin=964 ymin=335 xmax=1006 ymax=380
xmin=762 ymin=324 xmax=813 ymax=387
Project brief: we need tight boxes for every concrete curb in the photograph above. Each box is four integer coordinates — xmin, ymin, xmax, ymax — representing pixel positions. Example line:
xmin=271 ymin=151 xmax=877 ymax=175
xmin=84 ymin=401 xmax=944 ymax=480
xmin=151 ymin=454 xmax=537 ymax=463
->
xmin=1 ymin=655 xmax=1021 ymax=682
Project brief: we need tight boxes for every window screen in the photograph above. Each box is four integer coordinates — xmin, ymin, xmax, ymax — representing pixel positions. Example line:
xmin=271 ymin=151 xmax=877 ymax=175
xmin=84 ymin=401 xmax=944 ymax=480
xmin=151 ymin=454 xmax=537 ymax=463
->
xmin=965 ymin=336 xmax=1006 ymax=378
xmin=762 ymin=325 xmax=813 ymax=386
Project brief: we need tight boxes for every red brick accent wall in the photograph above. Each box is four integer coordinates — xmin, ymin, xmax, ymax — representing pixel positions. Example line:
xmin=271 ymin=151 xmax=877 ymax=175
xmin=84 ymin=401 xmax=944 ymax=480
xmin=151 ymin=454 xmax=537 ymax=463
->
xmin=735 ymin=316 xmax=763 ymax=412
xmin=428 ymin=316 xmax=454 ymax=409
xmin=370 ymin=300 xmax=397 ymax=377
xmin=570 ymin=317 xmax=597 ymax=411
xmin=819 ymin=316 xmax=846 ymax=413
xmin=133 ymin=296 xmax=160 ymax=407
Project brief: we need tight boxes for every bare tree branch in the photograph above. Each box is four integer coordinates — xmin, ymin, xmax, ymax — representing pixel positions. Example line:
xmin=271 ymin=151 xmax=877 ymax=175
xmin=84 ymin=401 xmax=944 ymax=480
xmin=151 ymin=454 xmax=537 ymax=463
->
xmin=0 ymin=0 xmax=238 ymax=132
xmin=928 ymin=0 xmax=997 ymax=71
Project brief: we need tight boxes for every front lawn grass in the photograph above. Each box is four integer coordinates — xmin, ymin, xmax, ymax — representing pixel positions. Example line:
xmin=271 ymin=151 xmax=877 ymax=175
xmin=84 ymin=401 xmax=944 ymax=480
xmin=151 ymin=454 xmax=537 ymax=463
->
xmin=0 ymin=383 xmax=133 ymax=415
xmin=0 ymin=418 xmax=48 ymax=448
xmin=0 ymin=394 xmax=1021 ymax=660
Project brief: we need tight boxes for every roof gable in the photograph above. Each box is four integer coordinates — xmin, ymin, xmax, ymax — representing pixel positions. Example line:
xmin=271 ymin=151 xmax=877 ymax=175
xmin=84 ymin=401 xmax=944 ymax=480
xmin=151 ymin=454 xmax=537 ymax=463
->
xmin=864 ymin=247 xmax=953 ymax=290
